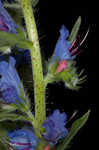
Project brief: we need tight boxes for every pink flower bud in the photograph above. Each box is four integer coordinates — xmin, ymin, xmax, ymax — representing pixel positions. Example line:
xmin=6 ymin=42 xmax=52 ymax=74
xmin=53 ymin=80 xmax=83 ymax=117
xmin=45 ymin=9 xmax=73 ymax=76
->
xmin=44 ymin=145 xmax=50 ymax=150
xmin=56 ymin=60 xmax=67 ymax=73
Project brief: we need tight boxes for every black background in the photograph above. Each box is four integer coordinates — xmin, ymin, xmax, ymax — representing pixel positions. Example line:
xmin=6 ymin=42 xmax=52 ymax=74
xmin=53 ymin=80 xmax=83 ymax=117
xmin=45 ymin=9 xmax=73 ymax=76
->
xmin=0 ymin=0 xmax=97 ymax=149
xmin=37 ymin=0 xmax=97 ymax=150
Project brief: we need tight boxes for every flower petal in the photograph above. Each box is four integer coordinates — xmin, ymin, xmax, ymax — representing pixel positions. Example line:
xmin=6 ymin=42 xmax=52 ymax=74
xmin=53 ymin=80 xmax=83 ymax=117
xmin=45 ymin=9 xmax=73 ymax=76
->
xmin=0 ymin=56 xmax=23 ymax=104
xmin=7 ymin=127 xmax=38 ymax=150
xmin=43 ymin=109 xmax=68 ymax=144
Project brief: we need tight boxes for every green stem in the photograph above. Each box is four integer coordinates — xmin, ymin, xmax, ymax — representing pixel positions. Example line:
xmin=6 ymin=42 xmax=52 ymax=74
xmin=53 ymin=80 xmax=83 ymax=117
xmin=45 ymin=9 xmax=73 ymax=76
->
xmin=20 ymin=0 xmax=46 ymax=130
xmin=27 ymin=110 xmax=41 ymax=137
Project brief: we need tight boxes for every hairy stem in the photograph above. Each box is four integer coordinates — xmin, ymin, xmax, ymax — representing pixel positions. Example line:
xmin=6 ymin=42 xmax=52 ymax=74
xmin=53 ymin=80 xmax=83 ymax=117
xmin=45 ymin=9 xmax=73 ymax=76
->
xmin=20 ymin=0 xmax=46 ymax=131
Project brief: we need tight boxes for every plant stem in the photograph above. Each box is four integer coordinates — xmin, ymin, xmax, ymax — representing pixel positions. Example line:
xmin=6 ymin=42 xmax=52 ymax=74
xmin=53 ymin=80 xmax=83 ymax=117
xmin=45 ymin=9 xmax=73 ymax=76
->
xmin=27 ymin=110 xmax=41 ymax=137
xmin=20 ymin=0 xmax=46 ymax=130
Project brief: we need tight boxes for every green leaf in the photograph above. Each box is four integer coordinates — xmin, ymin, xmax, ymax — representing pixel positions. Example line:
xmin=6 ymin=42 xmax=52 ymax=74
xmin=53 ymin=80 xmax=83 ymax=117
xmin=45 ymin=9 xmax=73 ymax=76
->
xmin=0 ymin=103 xmax=17 ymax=113
xmin=16 ymin=27 xmax=26 ymax=39
xmin=68 ymin=16 xmax=81 ymax=43
xmin=0 ymin=99 xmax=32 ymax=123
xmin=10 ymin=88 xmax=32 ymax=114
xmin=19 ymin=85 xmax=31 ymax=110
xmin=56 ymin=110 xmax=90 ymax=150
xmin=0 ymin=111 xmax=29 ymax=122
xmin=0 ymin=31 xmax=32 ymax=52
xmin=4 ymin=2 xmax=21 ymax=9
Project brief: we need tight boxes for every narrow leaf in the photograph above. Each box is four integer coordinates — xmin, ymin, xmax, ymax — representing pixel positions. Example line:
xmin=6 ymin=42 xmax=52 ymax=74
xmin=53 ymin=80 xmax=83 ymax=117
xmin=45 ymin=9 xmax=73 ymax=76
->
xmin=16 ymin=27 xmax=26 ymax=39
xmin=68 ymin=16 xmax=81 ymax=43
xmin=0 ymin=31 xmax=32 ymax=51
xmin=19 ymin=85 xmax=31 ymax=109
xmin=0 ymin=112 xmax=29 ymax=122
xmin=56 ymin=110 xmax=90 ymax=150
xmin=0 ymin=103 xmax=17 ymax=113
xmin=4 ymin=2 xmax=21 ymax=9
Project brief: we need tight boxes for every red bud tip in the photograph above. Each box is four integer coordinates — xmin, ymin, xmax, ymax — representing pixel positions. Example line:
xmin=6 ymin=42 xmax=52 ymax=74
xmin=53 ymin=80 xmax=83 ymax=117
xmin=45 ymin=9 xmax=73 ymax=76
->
xmin=56 ymin=60 xmax=67 ymax=73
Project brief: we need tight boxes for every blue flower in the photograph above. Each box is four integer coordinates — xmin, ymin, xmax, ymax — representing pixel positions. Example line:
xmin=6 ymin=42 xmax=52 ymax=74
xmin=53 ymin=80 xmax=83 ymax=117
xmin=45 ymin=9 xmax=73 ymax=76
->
xmin=0 ymin=56 xmax=24 ymax=104
xmin=7 ymin=127 xmax=38 ymax=150
xmin=52 ymin=25 xmax=89 ymax=73
xmin=52 ymin=25 xmax=75 ymax=62
xmin=0 ymin=0 xmax=31 ymax=65
xmin=42 ymin=109 xmax=68 ymax=144
xmin=0 ymin=0 xmax=17 ymax=33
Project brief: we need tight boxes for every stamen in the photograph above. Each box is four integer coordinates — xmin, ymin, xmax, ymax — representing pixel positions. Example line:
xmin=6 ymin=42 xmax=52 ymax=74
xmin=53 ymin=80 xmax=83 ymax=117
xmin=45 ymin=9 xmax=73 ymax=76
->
xmin=67 ymin=111 xmax=78 ymax=123
xmin=70 ymin=28 xmax=89 ymax=56
xmin=11 ymin=142 xmax=31 ymax=146
xmin=71 ymin=48 xmax=83 ymax=56
xmin=79 ymin=28 xmax=90 ymax=46
xmin=69 ymin=38 xmax=77 ymax=52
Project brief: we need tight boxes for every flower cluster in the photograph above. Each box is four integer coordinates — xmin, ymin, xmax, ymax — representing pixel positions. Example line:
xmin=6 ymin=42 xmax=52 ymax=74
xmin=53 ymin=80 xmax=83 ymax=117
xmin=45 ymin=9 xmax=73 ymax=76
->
xmin=0 ymin=56 xmax=24 ymax=104
xmin=6 ymin=110 xmax=68 ymax=150
xmin=0 ymin=55 xmax=68 ymax=148
xmin=0 ymin=0 xmax=89 ymax=150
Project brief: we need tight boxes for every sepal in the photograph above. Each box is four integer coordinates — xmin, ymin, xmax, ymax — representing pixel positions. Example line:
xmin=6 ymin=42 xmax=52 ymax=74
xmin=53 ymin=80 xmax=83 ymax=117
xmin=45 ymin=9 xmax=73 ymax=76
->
xmin=18 ymin=85 xmax=31 ymax=111
xmin=0 ymin=110 xmax=29 ymax=122
xmin=44 ymin=60 xmax=86 ymax=90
